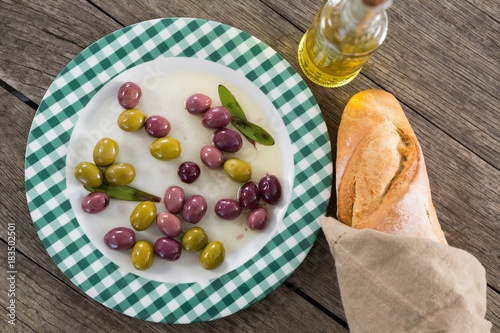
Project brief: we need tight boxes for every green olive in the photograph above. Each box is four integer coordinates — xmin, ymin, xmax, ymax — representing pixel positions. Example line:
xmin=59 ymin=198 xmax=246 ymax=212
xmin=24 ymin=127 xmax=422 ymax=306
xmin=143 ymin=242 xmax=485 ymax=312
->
xmin=131 ymin=240 xmax=154 ymax=270
xmin=130 ymin=201 xmax=157 ymax=231
xmin=74 ymin=162 xmax=103 ymax=187
xmin=93 ymin=138 xmax=119 ymax=167
xmin=182 ymin=227 xmax=208 ymax=253
xmin=117 ymin=109 xmax=146 ymax=132
xmin=105 ymin=163 xmax=136 ymax=185
xmin=223 ymin=158 xmax=252 ymax=183
xmin=149 ymin=137 xmax=181 ymax=160
xmin=199 ymin=241 xmax=225 ymax=270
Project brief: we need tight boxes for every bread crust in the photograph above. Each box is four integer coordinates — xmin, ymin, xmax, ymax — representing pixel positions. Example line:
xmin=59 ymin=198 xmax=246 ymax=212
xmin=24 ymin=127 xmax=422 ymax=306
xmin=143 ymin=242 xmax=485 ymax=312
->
xmin=336 ymin=90 xmax=447 ymax=244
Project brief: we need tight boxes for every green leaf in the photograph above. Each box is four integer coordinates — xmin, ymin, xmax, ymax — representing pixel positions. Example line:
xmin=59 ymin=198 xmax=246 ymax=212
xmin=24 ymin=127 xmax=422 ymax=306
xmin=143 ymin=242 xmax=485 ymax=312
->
xmin=232 ymin=118 xmax=275 ymax=146
xmin=218 ymin=84 xmax=275 ymax=146
xmin=84 ymin=184 xmax=161 ymax=202
xmin=218 ymin=84 xmax=247 ymax=121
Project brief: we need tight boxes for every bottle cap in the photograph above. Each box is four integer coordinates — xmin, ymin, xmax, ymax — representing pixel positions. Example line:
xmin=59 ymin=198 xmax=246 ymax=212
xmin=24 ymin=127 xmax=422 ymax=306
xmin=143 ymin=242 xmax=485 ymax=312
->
xmin=363 ymin=0 xmax=387 ymax=6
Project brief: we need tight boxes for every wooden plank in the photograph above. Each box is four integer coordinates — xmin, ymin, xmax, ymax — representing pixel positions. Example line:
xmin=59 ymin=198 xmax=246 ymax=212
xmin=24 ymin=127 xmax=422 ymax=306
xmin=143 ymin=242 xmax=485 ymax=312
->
xmin=487 ymin=287 xmax=500 ymax=332
xmin=0 ymin=0 xmax=122 ymax=103
xmin=378 ymin=1 xmax=500 ymax=167
xmin=468 ymin=0 xmax=500 ymax=20
xmin=2 ymin=0 xmax=498 ymax=167
xmin=1 ymin=0 xmax=498 ymax=329
xmin=266 ymin=0 xmax=500 ymax=167
xmin=1 ymin=0 xmax=312 ymax=102
xmin=0 ymin=241 xmax=348 ymax=333
xmin=0 ymin=3 xmax=354 ymax=324
xmin=287 ymin=234 xmax=346 ymax=320
xmin=411 ymin=103 xmax=499 ymax=288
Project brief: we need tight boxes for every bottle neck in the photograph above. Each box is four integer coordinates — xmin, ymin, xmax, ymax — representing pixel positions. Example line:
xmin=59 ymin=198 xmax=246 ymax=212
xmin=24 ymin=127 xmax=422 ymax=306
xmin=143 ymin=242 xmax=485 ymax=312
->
xmin=342 ymin=0 xmax=392 ymax=26
xmin=313 ymin=0 xmax=392 ymax=55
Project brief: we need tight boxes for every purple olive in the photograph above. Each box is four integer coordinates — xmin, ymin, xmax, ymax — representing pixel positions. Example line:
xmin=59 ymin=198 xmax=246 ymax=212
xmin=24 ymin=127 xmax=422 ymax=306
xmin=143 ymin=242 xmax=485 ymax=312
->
xmin=154 ymin=237 xmax=182 ymax=261
xmin=214 ymin=199 xmax=242 ymax=220
xmin=199 ymin=146 xmax=225 ymax=169
xmin=104 ymin=227 xmax=136 ymax=250
xmin=247 ymin=207 xmax=269 ymax=231
xmin=164 ymin=185 xmax=185 ymax=214
xmin=238 ymin=181 xmax=260 ymax=209
xmin=81 ymin=192 xmax=109 ymax=213
xmin=185 ymin=93 xmax=212 ymax=114
xmin=117 ymin=82 xmax=141 ymax=109
xmin=201 ymin=106 xmax=232 ymax=129
xmin=182 ymin=195 xmax=207 ymax=223
xmin=156 ymin=212 xmax=183 ymax=237
xmin=177 ymin=161 xmax=201 ymax=183
xmin=258 ymin=174 xmax=282 ymax=205
xmin=212 ymin=128 xmax=243 ymax=153
xmin=145 ymin=115 xmax=171 ymax=137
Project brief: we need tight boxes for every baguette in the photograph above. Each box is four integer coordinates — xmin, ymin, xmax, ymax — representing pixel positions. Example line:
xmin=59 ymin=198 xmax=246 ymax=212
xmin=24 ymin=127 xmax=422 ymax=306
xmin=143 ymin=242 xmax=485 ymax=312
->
xmin=336 ymin=89 xmax=447 ymax=244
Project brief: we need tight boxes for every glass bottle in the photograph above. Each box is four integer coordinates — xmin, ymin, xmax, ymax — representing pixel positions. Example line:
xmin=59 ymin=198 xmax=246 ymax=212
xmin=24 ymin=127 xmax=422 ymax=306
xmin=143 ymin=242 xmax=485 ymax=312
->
xmin=298 ymin=0 xmax=392 ymax=88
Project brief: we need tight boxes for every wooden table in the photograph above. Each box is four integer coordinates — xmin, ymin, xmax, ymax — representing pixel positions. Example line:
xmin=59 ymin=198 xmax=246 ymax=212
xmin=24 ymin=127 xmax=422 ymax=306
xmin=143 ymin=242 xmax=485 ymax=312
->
xmin=1 ymin=1 xmax=498 ymax=331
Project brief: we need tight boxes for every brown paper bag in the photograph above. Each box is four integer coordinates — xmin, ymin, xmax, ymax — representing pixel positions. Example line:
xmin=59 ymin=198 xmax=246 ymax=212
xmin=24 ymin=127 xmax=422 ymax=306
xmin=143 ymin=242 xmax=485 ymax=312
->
xmin=320 ymin=216 xmax=492 ymax=333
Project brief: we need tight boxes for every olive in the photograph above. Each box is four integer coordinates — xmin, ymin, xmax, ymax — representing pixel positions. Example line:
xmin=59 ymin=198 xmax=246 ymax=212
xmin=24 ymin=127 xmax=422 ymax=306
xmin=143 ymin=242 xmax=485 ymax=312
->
xmin=238 ymin=181 xmax=260 ymax=209
xmin=163 ymin=185 xmax=185 ymax=214
xmin=258 ymin=174 xmax=282 ymax=205
xmin=117 ymin=82 xmax=142 ymax=109
xmin=154 ymin=237 xmax=182 ymax=261
xmin=199 ymin=146 xmax=225 ymax=169
xmin=117 ymin=109 xmax=146 ymax=132
xmin=150 ymin=137 xmax=182 ymax=160
xmin=199 ymin=241 xmax=225 ymax=270
xmin=105 ymin=163 xmax=136 ymax=185
xmin=223 ymin=158 xmax=252 ymax=183
xmin=212 ymin=128 xmax=243 ymax=153
xmin=247 ymin=207 xmax=269 ymax=231
xmin=182 ymin=195 xmax=207 ymax=224
xmin=181 ymin=227 xmax=208 ymax=253
xmin=131 ymin=240 xmax=154 ymax=270
xmin=145 ymin=115 xmax=171 ymax=138
xmin=130 ymin=201 xmax=157 ymax=231
xmin=177 ymin=161 xmax=201 ymax=183
xmin=201 ymin=106 xmax=231 ymax=129
xmin=185 ymin=93 xmax=212 ymax=114
xmin=74 ymin=162 xmax=104 ymax=187
xmin=104 ymin=227 xmax=136 ymax=250
xmin=214 ymin=199 xmax=242 ymax=220
xmin=156 ymin=212 xmax=183 ymax=237
xmin=93 ymin=137 xmax=119 ymax=167
xmin=81 ymin=192 xmax=109 ymax=213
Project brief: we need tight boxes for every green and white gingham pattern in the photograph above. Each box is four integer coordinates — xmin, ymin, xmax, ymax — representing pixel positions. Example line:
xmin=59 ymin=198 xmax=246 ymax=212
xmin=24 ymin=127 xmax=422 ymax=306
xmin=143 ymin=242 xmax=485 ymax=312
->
xmin=25 ymin=18 xmax=332 ymax=323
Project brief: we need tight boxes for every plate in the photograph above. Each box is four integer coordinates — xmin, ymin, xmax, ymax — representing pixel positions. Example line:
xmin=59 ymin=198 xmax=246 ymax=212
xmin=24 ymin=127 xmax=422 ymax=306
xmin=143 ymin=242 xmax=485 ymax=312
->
xmin=25 ymin=18 xmax=332 ymax=323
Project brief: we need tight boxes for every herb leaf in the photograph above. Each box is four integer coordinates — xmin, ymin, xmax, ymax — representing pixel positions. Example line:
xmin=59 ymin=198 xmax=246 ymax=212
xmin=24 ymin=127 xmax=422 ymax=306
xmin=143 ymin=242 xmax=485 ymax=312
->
xmin=232 ymin=118 xmax=275 ymax=146
xmin=218 ymin=84 xmax=275 ymax=146
xmin=218 ymin=85 xmax=247 ymax=121
xmin=84 ymin=183 xmax=161 ymax=202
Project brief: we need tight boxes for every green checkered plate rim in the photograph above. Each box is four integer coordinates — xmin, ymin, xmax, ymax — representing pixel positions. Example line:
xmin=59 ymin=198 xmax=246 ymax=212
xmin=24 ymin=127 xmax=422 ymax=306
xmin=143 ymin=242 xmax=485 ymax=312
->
xmin=25 ymin=18 xmax=332 ymax=323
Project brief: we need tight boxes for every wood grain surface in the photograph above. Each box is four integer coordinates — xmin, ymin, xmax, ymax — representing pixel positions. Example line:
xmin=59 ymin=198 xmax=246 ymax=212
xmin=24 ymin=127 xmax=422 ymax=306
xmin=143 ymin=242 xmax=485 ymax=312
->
xmin=1 ymin=0 xmax=498 ymax=331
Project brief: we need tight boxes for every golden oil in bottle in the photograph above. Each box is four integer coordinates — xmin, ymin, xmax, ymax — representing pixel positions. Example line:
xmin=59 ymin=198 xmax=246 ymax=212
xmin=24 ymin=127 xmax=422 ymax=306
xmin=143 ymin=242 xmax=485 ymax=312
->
xmin=298 ymin=0 xmax=392 ymax=88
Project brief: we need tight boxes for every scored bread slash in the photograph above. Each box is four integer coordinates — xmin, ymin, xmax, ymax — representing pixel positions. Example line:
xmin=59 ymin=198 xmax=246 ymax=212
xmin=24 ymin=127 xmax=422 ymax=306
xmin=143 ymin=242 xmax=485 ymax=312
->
xmin=84 ymin=183 xmax=161 ymax=202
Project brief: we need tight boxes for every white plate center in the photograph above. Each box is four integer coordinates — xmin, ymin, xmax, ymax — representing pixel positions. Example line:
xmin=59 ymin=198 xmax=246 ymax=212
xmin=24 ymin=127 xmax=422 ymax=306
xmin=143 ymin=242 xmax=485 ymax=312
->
xmin=65 ymin=57 xmax=294 ymax=283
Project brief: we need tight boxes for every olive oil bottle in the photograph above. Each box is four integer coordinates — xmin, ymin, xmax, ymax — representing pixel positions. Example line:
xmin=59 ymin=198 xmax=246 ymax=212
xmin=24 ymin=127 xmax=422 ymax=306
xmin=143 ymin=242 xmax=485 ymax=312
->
xmin=298 ymin=0 xmax=392 ymax=88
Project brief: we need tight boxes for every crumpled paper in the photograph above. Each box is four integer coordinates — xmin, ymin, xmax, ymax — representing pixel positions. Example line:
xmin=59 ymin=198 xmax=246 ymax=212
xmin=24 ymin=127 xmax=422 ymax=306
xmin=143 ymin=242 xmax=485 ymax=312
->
xmin=320 ymin=216 xmax=492 ymax=333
